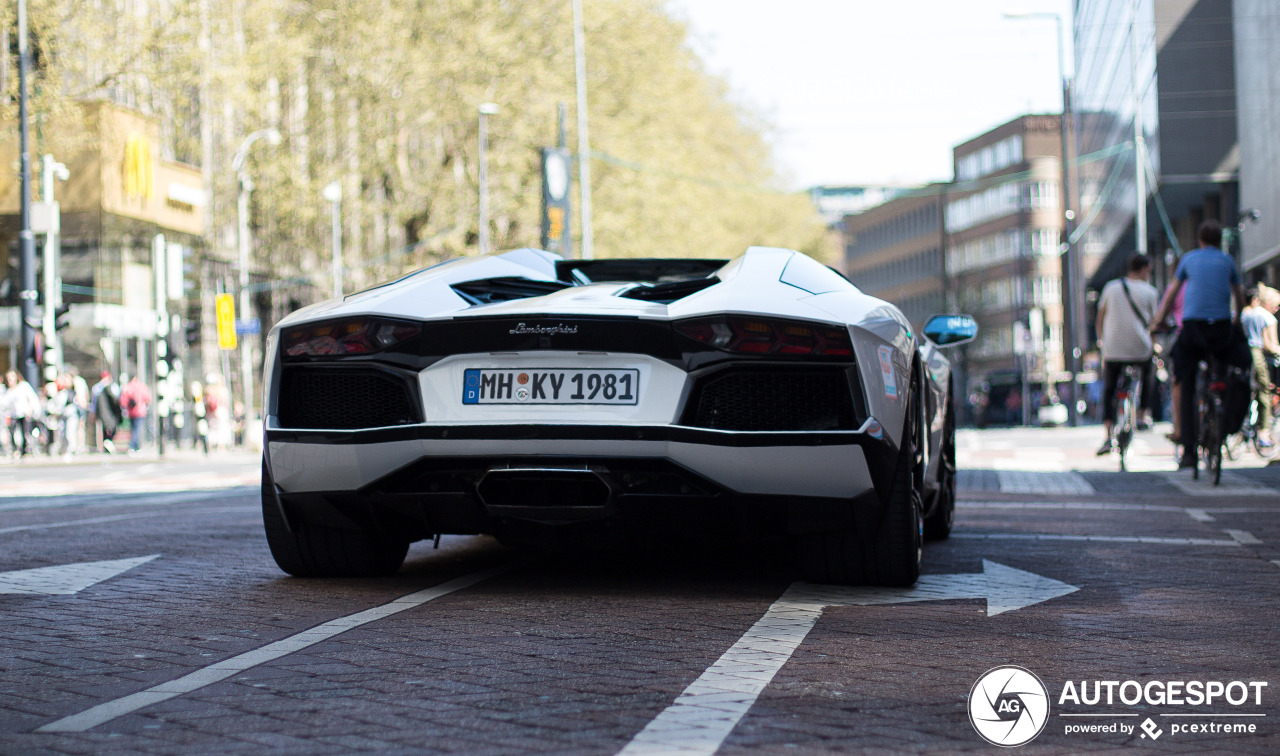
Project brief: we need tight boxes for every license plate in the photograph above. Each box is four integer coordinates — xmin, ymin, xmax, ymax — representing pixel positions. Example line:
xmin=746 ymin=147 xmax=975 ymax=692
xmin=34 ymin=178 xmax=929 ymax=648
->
xmin=462 ymin=368 xmax=640 ymax=405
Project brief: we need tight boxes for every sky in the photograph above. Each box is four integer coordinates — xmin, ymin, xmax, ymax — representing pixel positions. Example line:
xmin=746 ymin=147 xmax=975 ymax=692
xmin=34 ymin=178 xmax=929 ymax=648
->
xmin=664 ymin=0 xmax=1075 ymax=190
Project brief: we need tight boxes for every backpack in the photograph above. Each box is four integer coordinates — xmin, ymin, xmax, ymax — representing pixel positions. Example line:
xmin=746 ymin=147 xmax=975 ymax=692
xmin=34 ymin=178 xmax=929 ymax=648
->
xmin=1221 ymin=324 xmax=1253 ymax=435
xmin=1222 ymin=366 xmax=1250 ymax=435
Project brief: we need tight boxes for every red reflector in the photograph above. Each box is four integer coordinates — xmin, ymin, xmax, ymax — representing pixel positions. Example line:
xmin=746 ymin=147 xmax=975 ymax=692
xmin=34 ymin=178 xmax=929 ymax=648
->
xmin=284 ymin=318 xmax=419 ymax=357
xmin=1116 ymin=391 xmax=1130 ymax=400
xmin=674 ymin=316 xmax=853 ymax=358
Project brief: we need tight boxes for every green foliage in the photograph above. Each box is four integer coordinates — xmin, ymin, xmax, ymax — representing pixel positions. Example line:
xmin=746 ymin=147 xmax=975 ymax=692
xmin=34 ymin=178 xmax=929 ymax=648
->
xmin=7 ymin=0 xmax=830 ymax=296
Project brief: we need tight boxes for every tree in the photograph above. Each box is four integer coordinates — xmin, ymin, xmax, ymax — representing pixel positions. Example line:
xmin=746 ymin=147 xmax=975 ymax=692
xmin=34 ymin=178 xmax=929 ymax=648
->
xmin=5 ymin=0 xmax=831 ymax=306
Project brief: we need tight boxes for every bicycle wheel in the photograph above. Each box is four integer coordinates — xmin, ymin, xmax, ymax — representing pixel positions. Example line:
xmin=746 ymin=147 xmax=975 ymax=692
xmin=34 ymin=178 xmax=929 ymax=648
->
xmin=1193 ymin=378 xmax=1208 ymax=480
xmin=1116 ymin=398 xmax=1132 ymax=471
xmin=1225 ymin=431 xmax=1245 ymax=460
xmin=1258 ymin=411 xmax=1280 ymax=459
xmin=1209 ymin=406 xmax=1224 ymax=486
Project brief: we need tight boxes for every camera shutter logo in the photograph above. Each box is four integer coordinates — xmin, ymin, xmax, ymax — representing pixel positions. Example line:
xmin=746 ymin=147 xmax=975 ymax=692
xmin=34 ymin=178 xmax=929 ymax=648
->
xmin=968 ymin=666 xmax=1050 ymax=747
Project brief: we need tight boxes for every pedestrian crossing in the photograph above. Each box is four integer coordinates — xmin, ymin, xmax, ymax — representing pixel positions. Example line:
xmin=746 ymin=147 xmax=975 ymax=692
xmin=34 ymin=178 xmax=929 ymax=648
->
xmin=957 ymin=426 xmax=1280 ymax=497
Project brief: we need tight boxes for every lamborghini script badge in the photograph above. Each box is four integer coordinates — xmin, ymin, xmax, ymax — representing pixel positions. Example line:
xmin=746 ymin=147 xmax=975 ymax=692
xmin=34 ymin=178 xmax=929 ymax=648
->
xmin=508 ymin=322 xmax=579 ymax=336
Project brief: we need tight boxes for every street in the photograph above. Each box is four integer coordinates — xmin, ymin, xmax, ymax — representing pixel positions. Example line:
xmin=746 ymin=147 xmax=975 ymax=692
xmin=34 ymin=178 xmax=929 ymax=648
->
xmin=1 ymin=428 xmax=1279 ymax=753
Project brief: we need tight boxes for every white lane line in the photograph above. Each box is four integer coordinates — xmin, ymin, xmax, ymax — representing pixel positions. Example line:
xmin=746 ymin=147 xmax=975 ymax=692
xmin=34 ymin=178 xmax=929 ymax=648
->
xmin=619 ymin=564 xmax=1077 ymax=756
xmin=960 ymin=502 xmax=1184 ymax=512
xmin=36 ymin=564 xmax=510 ymax=733
xmin=1186 ymin=509 xmax=1215 ymax=522
xmin=995 ymin=471 xmax=1095 ymax=495
xmin=619 ymin=591 xmax=822 ymax=756
xmin=1271 ymin=560 xmax=1280 ymax=570
xmin=1157 ymin=472 xmax=1277 ymax=497
xmin=1226 ymin=529 xmax=1263 ymax=545
xmin=0 ymin=506 xmax=259 ymax=535
xmin=0 ymin=487 xmax=255 ymax=512
xmin=0 ymin=513 xmax=160 ymax=534
xmin=0 ymin=555 xmax=160 ymax=595
xmin=952 ymin=533 xmax=1240 ymax=547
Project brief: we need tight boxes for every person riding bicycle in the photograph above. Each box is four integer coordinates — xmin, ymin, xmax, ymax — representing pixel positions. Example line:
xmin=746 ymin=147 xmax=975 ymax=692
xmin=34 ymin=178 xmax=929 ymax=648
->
xmin=1096 ymin=253 xmax=1159 ymax=455
xmin=1241 ymin=285 xmax=1280 ymax=448
xmin=1149 ymin=220 xmax=1251 ymax=468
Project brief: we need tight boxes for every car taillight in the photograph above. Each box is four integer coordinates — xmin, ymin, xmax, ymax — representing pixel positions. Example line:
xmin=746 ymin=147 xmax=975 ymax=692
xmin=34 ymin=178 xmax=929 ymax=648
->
xmin=1209 ymin=381 xmax=1227 ymax=392
xmin=674 ymin=316 xmax=853 ymax=357
xmin=1117 ymin=391 xmax=1130 ymax=400
xmin=283 ymin=318 xmax=420 ymax=357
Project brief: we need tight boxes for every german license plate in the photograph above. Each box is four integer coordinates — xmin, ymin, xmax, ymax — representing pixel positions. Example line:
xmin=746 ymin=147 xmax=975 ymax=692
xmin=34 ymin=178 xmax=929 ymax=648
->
xmin=462 ymin=368 xmax=640 ymax=405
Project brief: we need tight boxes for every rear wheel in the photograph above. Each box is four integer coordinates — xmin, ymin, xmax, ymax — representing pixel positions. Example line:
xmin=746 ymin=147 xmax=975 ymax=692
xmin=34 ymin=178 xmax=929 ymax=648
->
xmin=261 ymin=460 xmax=409 ymax=577
xmin=1259 ymin=412 xmax=1280 ymax=459
xmin=1209 ymin=408 xmax=1224 ymax=486
xmin=799 ymin=380 xmax=923 ymax=586
xmin=923 ymin=399 xmax=955 ymax=541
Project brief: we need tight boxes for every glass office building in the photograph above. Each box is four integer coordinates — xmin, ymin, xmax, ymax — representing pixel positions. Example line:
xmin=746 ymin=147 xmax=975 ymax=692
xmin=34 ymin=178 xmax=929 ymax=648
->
xmin=1073 ymin=0 xmax=1238 ymax=289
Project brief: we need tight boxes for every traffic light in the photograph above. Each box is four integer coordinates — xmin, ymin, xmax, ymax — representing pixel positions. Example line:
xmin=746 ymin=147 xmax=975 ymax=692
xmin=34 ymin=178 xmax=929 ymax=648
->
xmin=54 ymin=303 xmax=71 ymax=331
xmin=156 ymin=339 xmax=170 ymax=379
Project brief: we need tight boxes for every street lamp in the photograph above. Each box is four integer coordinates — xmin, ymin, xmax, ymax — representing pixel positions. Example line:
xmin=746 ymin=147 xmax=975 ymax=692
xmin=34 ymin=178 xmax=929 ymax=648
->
xmin=323 ymin=181 xmax=343 ymax=298
xmin=230 ymin=127 xmax=281 ymax=428
xmin=1004 ymin=10 xmax=1084 ymax=426
xmin=477 ymin=103 xmax=499 ymax=256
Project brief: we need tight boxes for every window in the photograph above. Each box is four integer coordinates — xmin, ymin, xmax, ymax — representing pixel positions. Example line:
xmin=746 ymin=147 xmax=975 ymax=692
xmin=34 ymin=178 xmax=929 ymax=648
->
xmin=946 ymin=183 xmax=1019 ymax=232
xmin=1027 ymin=181 xmax=1059 ymax=211
xmin=1028 ymin=228 xmax=1061 ymax=256
xmin=971 ymin=324 xmax=1014 ymax=359
xmin=955 ymin=135 xmax=1025 ymax=183
xmin=1033 ymin=275 xmax=1062 ymax=305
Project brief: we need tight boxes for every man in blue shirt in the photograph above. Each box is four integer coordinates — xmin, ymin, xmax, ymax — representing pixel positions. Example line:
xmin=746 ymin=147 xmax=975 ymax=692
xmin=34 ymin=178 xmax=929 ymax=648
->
xmin=1150 ymin=220 xmax=1250 ymax=467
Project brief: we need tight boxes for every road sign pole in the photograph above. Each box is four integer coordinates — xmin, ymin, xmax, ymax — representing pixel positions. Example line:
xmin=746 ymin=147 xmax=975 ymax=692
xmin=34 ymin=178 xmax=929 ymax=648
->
xmin=17 ymin=0 xmax=39 ymax=387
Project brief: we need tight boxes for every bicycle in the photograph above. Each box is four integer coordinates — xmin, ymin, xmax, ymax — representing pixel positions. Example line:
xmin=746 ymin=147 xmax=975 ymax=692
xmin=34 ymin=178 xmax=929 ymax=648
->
xmin=1113 ymin=365 xmax=1143 ymax=472
xmin=1190 ymin=355 xmax=1229 ymax=484
xmin=1226 ymin=375 xmax=1280 ymax=460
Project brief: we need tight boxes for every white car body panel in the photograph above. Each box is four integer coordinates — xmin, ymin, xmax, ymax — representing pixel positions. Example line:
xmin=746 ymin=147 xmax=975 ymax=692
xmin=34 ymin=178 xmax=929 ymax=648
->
xmin=263 ymin=246 xmax=962 ymax=531
xmin=269 ymin=436 xmax=873 ymax=499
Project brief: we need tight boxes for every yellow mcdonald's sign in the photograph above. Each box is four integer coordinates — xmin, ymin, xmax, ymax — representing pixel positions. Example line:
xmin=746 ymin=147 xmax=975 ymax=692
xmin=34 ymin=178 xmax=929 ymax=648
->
xmin=123 ymin=134 xmax=154 ymax=201
xmin=215 ymin=294 xmax=238 ymax=350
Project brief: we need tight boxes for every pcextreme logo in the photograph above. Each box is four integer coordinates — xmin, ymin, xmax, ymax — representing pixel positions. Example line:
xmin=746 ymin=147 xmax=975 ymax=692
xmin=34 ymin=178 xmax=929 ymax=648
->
xmin=968 ymin=666 xmax=1050 ymax=747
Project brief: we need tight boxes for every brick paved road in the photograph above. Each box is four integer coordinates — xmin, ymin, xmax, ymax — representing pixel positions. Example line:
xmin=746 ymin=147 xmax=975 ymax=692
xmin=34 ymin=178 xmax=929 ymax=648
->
xmin=1 ymin=429 xmax=1279 ymax=754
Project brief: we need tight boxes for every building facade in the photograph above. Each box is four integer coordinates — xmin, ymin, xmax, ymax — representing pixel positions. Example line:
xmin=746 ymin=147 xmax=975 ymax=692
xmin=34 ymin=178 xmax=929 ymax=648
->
xmin=0 ymin=102 xmax=206 ymax=392
xmin=1234 ymin=0 xmax=1280 ymax=282
xmin=946 ymin=115 xmax=1070 ymax=408
xmin=841 ymin=186 xmax=946 ymax=331
xmin=1073 ymin=0 xmax=1240 ymax=291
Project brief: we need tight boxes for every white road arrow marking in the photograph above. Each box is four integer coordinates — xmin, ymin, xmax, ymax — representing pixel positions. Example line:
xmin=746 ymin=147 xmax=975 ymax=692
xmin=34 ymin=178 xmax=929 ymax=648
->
xmin=619 ymin=561 xmax=1078 ymax=756
xmin=0 ymin=555 xmax=159 ymax=595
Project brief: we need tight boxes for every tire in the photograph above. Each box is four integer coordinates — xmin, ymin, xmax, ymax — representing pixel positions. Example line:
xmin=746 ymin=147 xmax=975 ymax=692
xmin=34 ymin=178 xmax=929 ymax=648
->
xmin=923 ymin=398 xmax=955 ymax=541
xmin=799 ymin=378 xmax=924 ymax=586
xmin=1207 ymin=408 xmax=1223 ymax=486
xmin=261 ymin=460 xmax=409 ymax=577
xmin=1260 ymin=415 xmax=1280 ymax=460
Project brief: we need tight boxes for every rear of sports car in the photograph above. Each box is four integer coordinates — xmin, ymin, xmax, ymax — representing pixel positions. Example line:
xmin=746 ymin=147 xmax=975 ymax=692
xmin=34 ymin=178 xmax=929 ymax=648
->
xmin=260 ymin=251 xmax=919 ymax=584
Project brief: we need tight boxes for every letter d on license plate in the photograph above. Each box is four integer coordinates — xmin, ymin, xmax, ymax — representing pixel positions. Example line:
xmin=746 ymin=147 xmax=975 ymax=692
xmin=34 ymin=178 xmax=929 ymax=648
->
xmin=462 ymin=368 xmax=639 ymax=405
